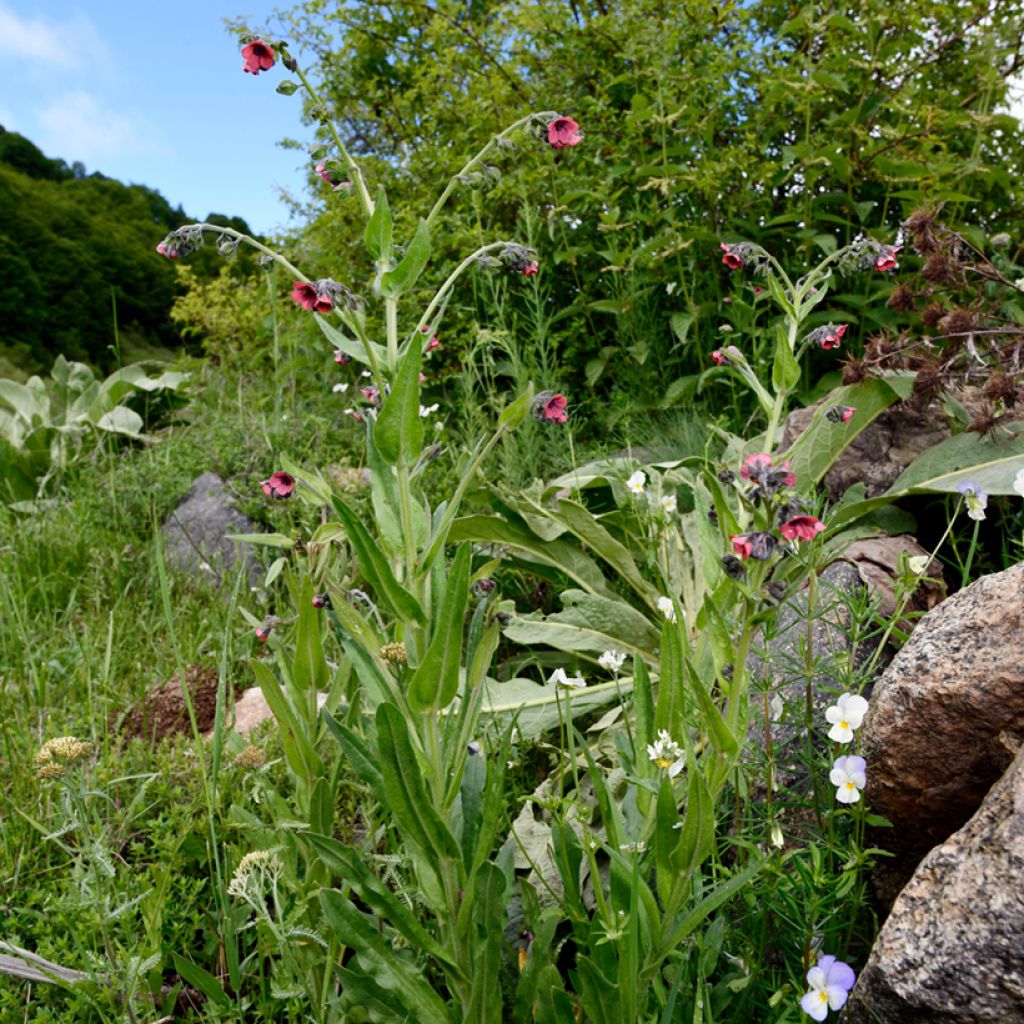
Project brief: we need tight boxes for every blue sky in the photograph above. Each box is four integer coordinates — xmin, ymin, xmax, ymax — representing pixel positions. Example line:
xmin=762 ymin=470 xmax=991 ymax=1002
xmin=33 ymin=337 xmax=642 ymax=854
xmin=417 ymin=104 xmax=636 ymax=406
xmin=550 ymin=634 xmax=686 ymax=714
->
xmin=0 ymin=0 xmax=313 ymax=235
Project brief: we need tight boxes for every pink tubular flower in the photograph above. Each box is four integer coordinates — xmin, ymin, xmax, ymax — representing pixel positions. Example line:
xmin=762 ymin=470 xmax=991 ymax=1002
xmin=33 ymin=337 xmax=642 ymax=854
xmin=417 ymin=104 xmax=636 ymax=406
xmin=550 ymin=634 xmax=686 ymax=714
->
xmin=874 ymin=245 xmax=901 ymax=272
xmin=420 ymin=326 xmax=441 ymax=352
xmin=291 ymin=281 xmax=333 ymax=313
xmin=731 ymin=535 xmax=754 ymax=560
xmin=521 ymin=260 xmax=539 ymax=276
xmin=780 ymin=515 xmax=825 ymax=542
xmin=820 ymin=324 xmax=847 ymax=350
xmin=241 ymin=39 xmax=276 ymax=75
xmin=532 ymin=391 xmax=569 ymax=424
xmin=261 ymin=471 xmax=295 ymax=500
xmin=312 ymin=594 xmax=331 ymax=609
xmin=739 ymin=453 xmax=773 ymax=480
xmin=255 ymin=625 xmax=271 ymax=642
xmin=720 ymin=243 xmax=744 ymax=270
xmin=547 ymin=116 xmax=582 ymax=149
xmin=333 ymin=349 xmax=350 ymax=365
xmin=711 ymin=349 xmax=727 ymax=365
xmin=826 ymin=404 xmax=855 ymax=424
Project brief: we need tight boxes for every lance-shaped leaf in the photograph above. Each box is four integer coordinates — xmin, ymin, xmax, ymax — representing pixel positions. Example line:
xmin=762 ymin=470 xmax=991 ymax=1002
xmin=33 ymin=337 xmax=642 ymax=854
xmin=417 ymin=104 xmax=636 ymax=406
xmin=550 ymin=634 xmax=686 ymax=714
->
xmin=320 ymin=710 xmax=387 ymax=807
xmin=251 ymin=661 xmax=322 ymax=778
xmin=332 ymin=496 xmax=426 ymax=625
xmin=374 ymin=336 xmax=423 ymax=465
xmin=771 ymin=322 xmax=800 ymax=394
xmin=319 ymin=889 xmax=453 ymax=1024
xmin=683 ymin=659 xmax=738 ymax=759
xmin=364 ymin=185 xmax=393 ymax=261
xmin=381 ymin=219 xmax=431 ymax=297
xmin=377 ymin=702 xmax=460 ymax=860
xmin=408 ymin=545 xmax=470 ymax=711
xmin=292 ymin=574 xmax=328 ymax=692
xmin=313 ymin=314 xmax=386 ymax=368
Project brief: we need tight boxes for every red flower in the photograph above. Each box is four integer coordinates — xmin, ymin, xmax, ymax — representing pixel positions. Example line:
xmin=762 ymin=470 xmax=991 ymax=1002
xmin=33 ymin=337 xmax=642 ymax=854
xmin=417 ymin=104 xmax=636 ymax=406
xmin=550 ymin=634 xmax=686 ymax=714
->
xmin=420 ymin=326 xmax=441 ymax=352
xmin=312 ymin=594 xmax=331 ymax=609
xmin=826 ymin=404 xmax=855 ymax=424
xmin=255 ymin=625 xmax=271 ymax=642
xmin=291 ymin=281 xmax=333 ymax=313
xmin=731 ymin=535 xmax=754 ymax=560
xmin=521 ymin=260 xmax=539 ymax=276
xmin=819 ymin=324 xmax=847 ymax=350
xmin=532 ymin=391 xmax=568 ymax=424
xmin=547 ymin=117 xmax=582 ymax=149
xmin=711 ymin=349 xmax=727 ymax=365
xmin=779 ymin=515 xmax=825 ymax=542
xmin=720 ymin=243 xmax=744 ymax=270
xmin=261 ymin=471 xmax=295 ymax=500
xmin=333 ymin=349 xmax=350 ymax=365
xmin=874 ymin=245 xmax=901 ymax=272
xmin=241 ymin=39 xmax=275 ymax=75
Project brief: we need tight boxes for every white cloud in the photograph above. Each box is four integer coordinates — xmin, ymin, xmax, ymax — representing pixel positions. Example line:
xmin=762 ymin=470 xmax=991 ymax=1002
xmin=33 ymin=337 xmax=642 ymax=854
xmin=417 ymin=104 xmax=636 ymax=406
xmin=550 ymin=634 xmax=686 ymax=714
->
xmin=0 ymin=2 xmax=110 ymax=70
xmin=36 ymin=92 xmax=166 ymax=165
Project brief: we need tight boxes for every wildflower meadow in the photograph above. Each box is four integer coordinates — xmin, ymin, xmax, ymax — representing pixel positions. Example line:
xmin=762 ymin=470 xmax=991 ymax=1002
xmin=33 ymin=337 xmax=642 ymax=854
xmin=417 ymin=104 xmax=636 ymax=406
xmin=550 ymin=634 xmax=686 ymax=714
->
xmin=3 ymin=3 xmax=1024 ymax=1022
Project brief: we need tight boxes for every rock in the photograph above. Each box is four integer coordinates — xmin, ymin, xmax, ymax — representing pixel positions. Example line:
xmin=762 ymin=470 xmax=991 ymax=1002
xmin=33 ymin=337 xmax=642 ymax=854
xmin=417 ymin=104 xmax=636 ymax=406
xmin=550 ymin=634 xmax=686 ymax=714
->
xmin=161 ymin=472 xmax=262 ymax=587
xmin=203 ymin=686 xmax=328 ymax=739
xmin=113 ymin=664 xmax=226 ymax=742
xmin=843 ymin=739 xmax=1024 ymax=1024
xmin=861 ymin=561 xmax=1024 ymax=885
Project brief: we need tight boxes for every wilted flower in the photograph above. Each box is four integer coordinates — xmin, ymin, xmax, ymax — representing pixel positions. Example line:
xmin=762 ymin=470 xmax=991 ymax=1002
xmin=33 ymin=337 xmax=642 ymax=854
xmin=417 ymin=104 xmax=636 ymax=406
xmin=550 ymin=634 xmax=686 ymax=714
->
xmin=36 ymin=736 xmax=93 ymax=774
xmin=532 ymin=391 xmax=569 ymax=424
xmin=380 ymin=642 xmax=408 ymax=666
xmin=241 ymin=39 xmax=275 ymax=75
xmin=779 ymin=515 xmax=825 ymax=542
xmin=646 ymin=730 xmax=684 ymax=777
xmin=547 ymin=116 xmax=582 ymax=149
xmin=657 ymin=596 xmax=678 ymax=622
xmin=806 ymin=324 xmax=847 ymax=350
xmin=261 ymin=471 xmax=295 ymax=499
xmin=598 ymin=650 xmax=627 ymax=673
xmin=800 ymin=955 xmax=856 ymax=1021
xmin=290 ymin=281 xmax=333 ymax=313
xmin=235 ymin=745 xmax=267 ymax=770
xmin=825 ymin=692 xmax=869 ymax=743
xmin=874 ymin=245 xmax=901 ymax=272
xmin=830 ymin=755 xmax=867 ymax=804
xmin=957 ymin=481 xmax=988 ymax=521
xmin=549 ymin=667 xmax=587 ymax=689
xmin=825 ymin=405 xmax=855 ymax=424
xmin=627 ymin=470 xmax=647 ymax=495
xmin=721 ymin=554 xmax=745 ymax=579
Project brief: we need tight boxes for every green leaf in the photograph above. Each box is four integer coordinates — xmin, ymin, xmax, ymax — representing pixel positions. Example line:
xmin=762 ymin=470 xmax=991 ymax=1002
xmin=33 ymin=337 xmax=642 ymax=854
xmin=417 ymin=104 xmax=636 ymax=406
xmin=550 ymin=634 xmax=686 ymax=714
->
xmin=292 ymin=574 xmax=328 ymax=692
xmin=331 ymin=496 xmax=426 ymax=625
xmin=227 ymin=532 xmax=296 ymax=549
xmin=373 ymin=340 xmax=423 ymax=465
xmin=319 ymin=889 xmax=453 ymax=1024
xmin=464 ymin=863 xmax=506 ymax=1021
xmin=655 ymin=776 xmax=681 ymax=905
xmin=498 ymin=385 xmax=535 ymax=429
xmin=771 ymin=324 xmax=800 ymax=394
xmin=251 ymin=660 xmax=322 ymax=778
xmin=171 ymin=954 xmax=231 ymax=1009
xmin=670 ymin=312 xmax=695 ymax=346
xmin=376 ymin=703 xmax=460 ymax=860
xmin=683 ymin=660 xmax=737 ymax=758
xmin=381 ymin=219 xmax=431 ymax=297
xmin=313 ymin=314 xmax=387 ymax=368
xmin=364 ymin=185 xmax=392 ymax=261
xmin=321 ymin=710 xmax=387 ymax=806
xmin=408 ymin=545 xmax=470 ymax=711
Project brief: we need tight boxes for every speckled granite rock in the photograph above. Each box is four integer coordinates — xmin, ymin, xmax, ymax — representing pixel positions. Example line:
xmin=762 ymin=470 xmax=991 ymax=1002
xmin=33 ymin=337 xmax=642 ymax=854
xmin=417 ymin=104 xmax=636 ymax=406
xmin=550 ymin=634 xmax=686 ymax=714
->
xmin=861 ymin=561 xmax=1024 ymax=882
xmin=161 ymin=472 xmax=262 ymax=587
xmin=843 ymin=740 xmax=1024 ymax=1024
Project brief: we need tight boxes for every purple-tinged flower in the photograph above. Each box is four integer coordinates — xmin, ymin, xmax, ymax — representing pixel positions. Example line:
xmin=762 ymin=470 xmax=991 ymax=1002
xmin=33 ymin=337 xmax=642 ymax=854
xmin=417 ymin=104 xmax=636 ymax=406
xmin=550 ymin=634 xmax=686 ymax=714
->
xmin=957 ymin=481 xmax=988 ymax=521
xmin=360 ymin=385 xmax=380 ymax=404
xmin=521 ymin=259 xmax=539 ymax=276
xmin=720 ymin=243 xmax=744 ymax=270
xmin=830 ymin=755 xmax=867 ymax=804
xmin=261 ymin=471 xmax=295 ymax=500
xmin=547 ymin=116 xmax=582 ymax=149
xmin=333 ymin=349 xmax=350 ymax=365
xmin=532 ymin=391 xmax=568 ymax=424
xmin=241 ymin=39 xmax=275 ymax=75
xmin=291 ymin=281 xmax=333 ymax=313
xmin=819 ymin=324 xmax=847 ymax=350
xmin=731 ymin=531 xmax=777 ymax=561
xmin=255 ymin=624 xmax=272 ymax=643
xmin=711 ymin=349 xmax=727 ymax=365
xmin=721 ymin=554 xmax=745 ymax=579
xmin=825 ymin=405 xmax=855 ymax=424
xmin=825 ymin=693 xmax=869 ymax=744
xmin=312 ymin=594 xmax=331 ymax=610
xmin=739 ymin=453 xmax=773 ymax=481
xmin=779 ymin=515 xmax=825 ymax=542
xmin=800 ymin=955 xmax=856 ymax=1020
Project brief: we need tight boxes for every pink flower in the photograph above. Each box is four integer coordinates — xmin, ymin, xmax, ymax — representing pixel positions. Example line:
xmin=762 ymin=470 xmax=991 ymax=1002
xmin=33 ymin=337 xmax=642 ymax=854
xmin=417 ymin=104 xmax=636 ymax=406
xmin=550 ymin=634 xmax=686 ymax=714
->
xmin=874 ymin=245 xmax=901 ymax=272
xmin=345 ymin=409 xmax=364 ymax=424
xmin=720 ymin=243 xmax=744 ymax=270
xmin=547 ymin=116 xmax=582 ymax=149
xmin=255 ymin=625 xmax=271 ymax=642
xmin=333 ymin=349 xmax=350 ymax=365
xmin=711 ymin=349 xmax=729 ymax=365
xmin=312 ymin=594 xmax=331 ymax=609
xmin=826 ymin=405 xmax=855 ymax=424
xmin=241 ymin=39 xmax=275 ymax=75
xmin=261 ymin=471 xmax=295 ymax=500
xmin=731 ymin=535 xmax=753 ymax=560
xmin=779 ymin=515 xmax=825 ymax=542
xmin=532 ymin=391 xmax=569 ymax=424
xmin=820 ymin=324 xmax=847 ymax=350
xmin=521 ymin=260 xmax=539 ymax=276
xmin=732 ymin=531 xmax=778 ymax=561
xmin=420 ymin=326 xmax=441 ymax=352
xmin=739 ymin=453 xmax=773 ymax=480
xmin=361 ymin=386 xmax=380 ymax=405
xmin=291 ymin=281 xmax=333 ymax=313
xmin=418 ymin=372 xmax=427 ymax=383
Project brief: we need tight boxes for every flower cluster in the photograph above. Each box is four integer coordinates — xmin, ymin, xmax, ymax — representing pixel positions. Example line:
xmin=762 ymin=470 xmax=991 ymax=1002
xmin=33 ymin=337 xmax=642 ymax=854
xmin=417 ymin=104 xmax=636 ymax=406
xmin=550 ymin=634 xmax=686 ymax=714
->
xmin=227 ymin=849 xmax=283 ymax=900
xmin=717 ymin=240 xmax=772 ymax=276
xmin=598 ymin=650 xmax=626 ymax=673
xmin=834 ymin=235 xmax=902 ymax=275
xmin=35 ymin=735 xmax=93 ymax=779
xmin=647 ymin=730 xmax=684 ymax=777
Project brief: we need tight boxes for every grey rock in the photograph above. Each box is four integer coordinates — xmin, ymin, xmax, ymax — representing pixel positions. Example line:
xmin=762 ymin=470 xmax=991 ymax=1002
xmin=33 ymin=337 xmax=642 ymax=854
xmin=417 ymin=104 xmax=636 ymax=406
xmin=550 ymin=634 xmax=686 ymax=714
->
xmin=844 ymin=740 xmax=1024 ymax=1024
xmin=161 ymin=472 xmax=262 ymax=587
xmin=861 ymin=561 xmax=1024 ymax=885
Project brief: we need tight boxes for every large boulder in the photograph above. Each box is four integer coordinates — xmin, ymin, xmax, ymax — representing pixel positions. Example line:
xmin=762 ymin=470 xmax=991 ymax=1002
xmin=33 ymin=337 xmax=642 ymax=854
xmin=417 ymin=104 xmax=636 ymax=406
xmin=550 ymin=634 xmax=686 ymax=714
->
xmin=843 ymin=739 xmax=1024 ymax=1024
xmin=861 ymin=561 xmax=1024 ymax=883
xmin=161 ymin=471 xmax=262 ymax=587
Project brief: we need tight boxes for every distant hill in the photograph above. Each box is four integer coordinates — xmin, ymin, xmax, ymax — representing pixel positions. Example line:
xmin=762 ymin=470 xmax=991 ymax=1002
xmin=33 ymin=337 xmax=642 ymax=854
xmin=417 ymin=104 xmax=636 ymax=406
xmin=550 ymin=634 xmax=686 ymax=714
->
xmin=0 ymin=127 xmax=254 ymax=375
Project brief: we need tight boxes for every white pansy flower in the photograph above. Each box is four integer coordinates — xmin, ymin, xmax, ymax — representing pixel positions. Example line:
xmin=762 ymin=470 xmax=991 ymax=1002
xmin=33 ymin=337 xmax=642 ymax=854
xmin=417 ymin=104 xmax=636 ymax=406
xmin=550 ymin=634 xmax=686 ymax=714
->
xmin=907 ymin=555 xmax=929 ymax=576
xmin=657 ymin=596 xmax=677 ymax=622
xmin=824 ymin=692 xmax=869 ymax=744
xmin=829 ymin=755 xmax=867 ymax=804
xmin=598 ymin=650 xmax=627 ymax=673
xmin=627 ymin=470 xmax=647 ymax=495
xmin=661 ymin=493 xmax=677 ymax=515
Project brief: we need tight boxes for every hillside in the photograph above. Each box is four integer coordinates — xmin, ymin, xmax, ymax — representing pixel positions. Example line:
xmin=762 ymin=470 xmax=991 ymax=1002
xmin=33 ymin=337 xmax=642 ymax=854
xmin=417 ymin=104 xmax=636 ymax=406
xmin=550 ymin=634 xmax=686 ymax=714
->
xmin=0 ymin=127 xmax=253 ymax=376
